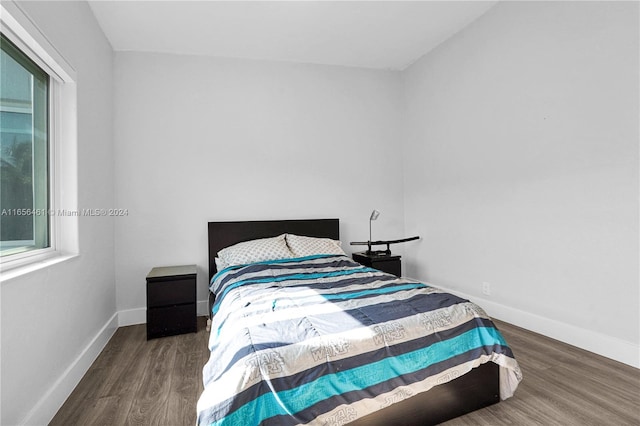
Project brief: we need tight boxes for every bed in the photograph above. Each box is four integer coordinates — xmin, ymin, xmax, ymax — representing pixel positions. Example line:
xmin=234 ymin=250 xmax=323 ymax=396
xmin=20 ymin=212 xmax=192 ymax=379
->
xmin=198 ymin=219 xmax=521 ymax=425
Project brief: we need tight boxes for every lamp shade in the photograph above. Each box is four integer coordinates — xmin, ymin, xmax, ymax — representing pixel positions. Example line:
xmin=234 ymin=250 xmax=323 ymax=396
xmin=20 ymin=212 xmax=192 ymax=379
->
xmin=370 ymin=210 xmax=380 ymax=221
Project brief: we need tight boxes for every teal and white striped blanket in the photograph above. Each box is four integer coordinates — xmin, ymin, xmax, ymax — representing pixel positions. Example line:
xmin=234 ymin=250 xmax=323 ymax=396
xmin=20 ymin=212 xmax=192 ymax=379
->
xmin=197 ymin=255 xmax=521 ymax=426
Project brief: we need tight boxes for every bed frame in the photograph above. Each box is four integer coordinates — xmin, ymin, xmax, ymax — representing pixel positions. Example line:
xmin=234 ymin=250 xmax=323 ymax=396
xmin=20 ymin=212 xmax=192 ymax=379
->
xmin=207 ymin=219 xmax=499 ymax=425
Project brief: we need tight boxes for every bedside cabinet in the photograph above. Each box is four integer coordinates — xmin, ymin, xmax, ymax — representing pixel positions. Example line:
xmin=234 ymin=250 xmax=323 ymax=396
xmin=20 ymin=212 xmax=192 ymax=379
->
xmin=352 ymin=252 xmax=401 ymax=277
xmin=146 ymin=264 xmax=197 ymax=340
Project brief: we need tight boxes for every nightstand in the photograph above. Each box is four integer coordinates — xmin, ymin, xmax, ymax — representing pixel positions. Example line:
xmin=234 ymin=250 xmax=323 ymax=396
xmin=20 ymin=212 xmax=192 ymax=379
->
xmin=352 ymin=252 xmax=401 ymax=277
xmin=146 ymin=264 xmax=197 ymax=340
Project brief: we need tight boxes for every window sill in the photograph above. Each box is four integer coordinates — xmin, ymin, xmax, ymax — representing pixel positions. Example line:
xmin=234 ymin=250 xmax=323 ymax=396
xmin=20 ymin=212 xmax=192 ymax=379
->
xmin=0 ymin=252 xmax=78 ymax=283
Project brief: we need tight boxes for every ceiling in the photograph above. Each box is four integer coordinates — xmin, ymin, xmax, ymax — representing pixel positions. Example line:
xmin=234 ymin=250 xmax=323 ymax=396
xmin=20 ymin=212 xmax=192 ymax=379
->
xmin=88 ymin=1 xmax=498 ymax=70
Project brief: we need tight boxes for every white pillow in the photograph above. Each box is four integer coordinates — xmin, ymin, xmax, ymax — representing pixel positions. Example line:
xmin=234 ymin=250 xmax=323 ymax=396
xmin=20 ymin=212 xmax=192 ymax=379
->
xmin=214 ymin=257 xmax=228 ymax=272
xmin=217 ymin=234 xmax=293 ymax=267
xmin=286 ymin=234 xmax=346 ymax=257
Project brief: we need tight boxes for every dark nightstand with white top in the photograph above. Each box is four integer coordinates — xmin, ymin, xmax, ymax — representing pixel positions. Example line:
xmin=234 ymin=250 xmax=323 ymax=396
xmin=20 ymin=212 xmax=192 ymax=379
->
xmin=352 ymin=252 xmax=401 ymax=277
xmin=146 ymin=264 xmax=197 ymax=340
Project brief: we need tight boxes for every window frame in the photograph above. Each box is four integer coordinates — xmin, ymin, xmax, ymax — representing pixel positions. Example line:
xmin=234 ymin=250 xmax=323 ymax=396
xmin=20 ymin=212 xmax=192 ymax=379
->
xmin=1 ymin=32 xmax=52 ymax=260
xmin=0 ymin=0 xmax=78 ymax=277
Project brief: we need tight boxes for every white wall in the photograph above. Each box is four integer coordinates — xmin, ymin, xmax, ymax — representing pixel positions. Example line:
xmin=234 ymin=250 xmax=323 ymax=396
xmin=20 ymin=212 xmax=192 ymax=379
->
xmin=402 ymin=1 xmax=639 ymax=366
xmin=2 ymin=3 xmax=637 ymax=424
xmin=113 ymin=53 xmax=404 ymax=317
xmin=1 ymin=1 xmax=116 ymax=424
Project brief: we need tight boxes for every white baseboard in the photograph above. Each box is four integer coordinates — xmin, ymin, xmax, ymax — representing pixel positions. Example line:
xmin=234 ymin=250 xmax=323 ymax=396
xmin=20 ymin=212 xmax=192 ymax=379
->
xmin=21 ymin=312 xmax=118 ymax=425
xmin=118 ymin=300 xmax=210 ymax=327
xmin=197 ymin=299 xmax=209 ymax=317
xmin=117 ymin=307 xmax=146 ymax=326
xmin=437 ymin=285 xmax=640 ymax=369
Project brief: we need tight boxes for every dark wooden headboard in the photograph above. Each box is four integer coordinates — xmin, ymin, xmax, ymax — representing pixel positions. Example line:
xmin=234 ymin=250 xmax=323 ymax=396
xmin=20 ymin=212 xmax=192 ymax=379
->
xmin=207 ymin=219 xmax=339 ymax=281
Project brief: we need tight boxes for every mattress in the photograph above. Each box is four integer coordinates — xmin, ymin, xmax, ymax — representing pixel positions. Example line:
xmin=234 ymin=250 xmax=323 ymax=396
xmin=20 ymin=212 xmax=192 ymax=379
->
xmin=197 ymin=254 xmax=522 ymax=426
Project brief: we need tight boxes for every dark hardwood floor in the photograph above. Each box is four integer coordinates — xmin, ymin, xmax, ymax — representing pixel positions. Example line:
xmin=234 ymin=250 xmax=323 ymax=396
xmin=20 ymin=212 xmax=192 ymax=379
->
xmin=443 ymin=320 xmax=640 ymax=426
xmin=50 ymin=317 xmax=640 ymax=426
xmin=50 ymin=317 xmax=210 ymax=426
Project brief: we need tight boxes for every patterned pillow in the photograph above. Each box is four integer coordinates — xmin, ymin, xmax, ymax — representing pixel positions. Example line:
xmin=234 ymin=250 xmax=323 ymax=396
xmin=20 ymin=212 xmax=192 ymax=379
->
xmin=217 ymin=234 xmax=293 ymax=267
xmin=214 ymin=257 xmax=228 ymax=272
xmin=286 ymin=234 xmax=346 ymax=257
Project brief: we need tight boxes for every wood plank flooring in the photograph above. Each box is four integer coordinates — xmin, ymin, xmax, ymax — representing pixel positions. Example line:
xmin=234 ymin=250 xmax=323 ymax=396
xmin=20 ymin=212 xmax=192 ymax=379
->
xmin=50 ymin=317 xmax=210 ymax=426
xmin=443 ymin=320 xmax=640 ymax=426
xmin=50 ymin=317 xmax=640 ymax=425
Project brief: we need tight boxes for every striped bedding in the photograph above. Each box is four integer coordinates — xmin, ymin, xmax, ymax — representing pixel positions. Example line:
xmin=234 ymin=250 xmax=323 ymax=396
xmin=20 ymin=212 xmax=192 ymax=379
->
xmin=197 ymin=255 xmax=522 ymax=426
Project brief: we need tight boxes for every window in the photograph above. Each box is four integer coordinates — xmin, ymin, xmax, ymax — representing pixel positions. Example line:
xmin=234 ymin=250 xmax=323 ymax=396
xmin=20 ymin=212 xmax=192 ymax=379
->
xmin=1 ymin=33 xmax=50 ymax=257
xmin=0 ymin=1 xmax=78 ymax=276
